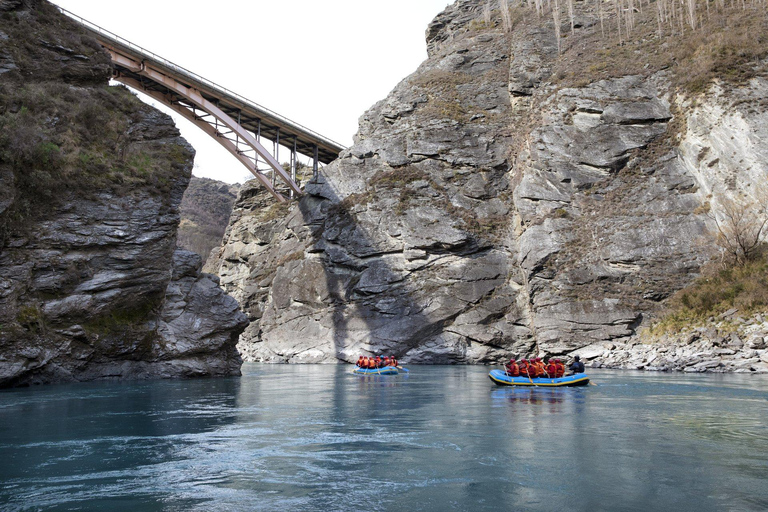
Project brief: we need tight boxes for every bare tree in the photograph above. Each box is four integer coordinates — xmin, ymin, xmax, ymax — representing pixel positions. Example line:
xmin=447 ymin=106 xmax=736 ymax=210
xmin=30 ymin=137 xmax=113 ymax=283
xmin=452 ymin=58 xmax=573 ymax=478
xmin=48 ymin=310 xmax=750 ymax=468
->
xmin=553 ymin=0 xmax=562 ymax=52
xmin=484 ymin=1 xmax=493 ymax=25
xmin=707 ymin=195 xmax=768 ymax=265
xmin=686 ymin=0 xmax=698 ymax=29
xmin=500 ymin=0 xmax=513 ymax=32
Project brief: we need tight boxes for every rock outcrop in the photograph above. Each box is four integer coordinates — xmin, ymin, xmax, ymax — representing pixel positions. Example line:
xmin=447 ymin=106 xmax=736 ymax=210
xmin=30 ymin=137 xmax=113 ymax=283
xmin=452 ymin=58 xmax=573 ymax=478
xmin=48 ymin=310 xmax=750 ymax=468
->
xmin=578 ymin=310 xmax=768 ymax=374
xmin=209 ymin=0 xmax=768 ymax=368
xmin=0 ymin=0 xmax=247 ymax=387
xmin=178 ymin=177 xmax=239 ymax=261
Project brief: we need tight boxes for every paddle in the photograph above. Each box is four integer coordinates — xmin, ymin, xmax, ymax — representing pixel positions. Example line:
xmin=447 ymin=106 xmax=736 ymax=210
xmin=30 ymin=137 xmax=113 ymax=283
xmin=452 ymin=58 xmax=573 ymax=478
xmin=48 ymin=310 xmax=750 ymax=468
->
xmin=396 ymin=366 xmax=409 ymax=373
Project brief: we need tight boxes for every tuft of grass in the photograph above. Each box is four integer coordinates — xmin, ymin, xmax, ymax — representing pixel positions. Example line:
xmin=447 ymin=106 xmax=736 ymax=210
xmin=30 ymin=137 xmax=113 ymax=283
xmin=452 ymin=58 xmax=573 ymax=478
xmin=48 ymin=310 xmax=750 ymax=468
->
xmin=82 ymin=300 xmax=160 ymax=336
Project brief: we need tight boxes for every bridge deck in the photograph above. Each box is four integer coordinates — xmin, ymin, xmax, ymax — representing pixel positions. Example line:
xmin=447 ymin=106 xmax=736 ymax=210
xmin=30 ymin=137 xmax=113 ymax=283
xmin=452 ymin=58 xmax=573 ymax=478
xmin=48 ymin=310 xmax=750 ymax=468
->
xmin=61 ymin=8 xmax=345 ymax=165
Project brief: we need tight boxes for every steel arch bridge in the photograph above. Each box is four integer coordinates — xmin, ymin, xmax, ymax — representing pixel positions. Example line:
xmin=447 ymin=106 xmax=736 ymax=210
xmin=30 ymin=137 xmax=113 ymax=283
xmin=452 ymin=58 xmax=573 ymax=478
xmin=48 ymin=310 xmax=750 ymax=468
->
xmin=59 ymin=8 xmax=346 ymax=203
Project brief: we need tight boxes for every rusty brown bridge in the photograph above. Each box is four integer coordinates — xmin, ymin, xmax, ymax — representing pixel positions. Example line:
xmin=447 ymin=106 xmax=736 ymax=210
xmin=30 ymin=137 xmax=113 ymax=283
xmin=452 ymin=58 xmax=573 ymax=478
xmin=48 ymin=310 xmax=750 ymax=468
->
xmin=59 ymin=7 xmax=346 ymax=203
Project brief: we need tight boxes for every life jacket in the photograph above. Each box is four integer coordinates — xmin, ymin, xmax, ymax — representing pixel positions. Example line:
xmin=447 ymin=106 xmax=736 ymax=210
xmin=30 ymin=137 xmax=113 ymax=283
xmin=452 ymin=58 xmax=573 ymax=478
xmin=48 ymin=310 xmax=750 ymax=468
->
xmin=535 ymin=361 xmax=546 ymax=377
xmin=522 ymin=362 xmax=534 ymax=377
xmin=375 ymin=356 xmax=381 ymax=368
xmin=554 ymin=361 xmax=565 ymax=378
xmin=366 ymin=357 xmax=373 ymax=369
xmin=546 ymin=362 xmax=557 ymax=377
xmin=391 ymin=357 xmax=398 ymax=367
xmin=506 ymin=362 xmax=519 ymax=377
xmin=356 ymin=357 xmax=362 ymax=367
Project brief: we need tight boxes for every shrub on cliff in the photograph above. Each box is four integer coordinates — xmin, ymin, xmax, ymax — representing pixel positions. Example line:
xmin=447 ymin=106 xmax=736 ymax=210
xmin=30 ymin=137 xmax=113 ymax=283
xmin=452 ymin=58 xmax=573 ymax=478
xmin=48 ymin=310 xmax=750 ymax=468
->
xmin=651 ymin=249 xmax=768 ymax=332
xmin=0 ymin=83 xmax=192 ymax=233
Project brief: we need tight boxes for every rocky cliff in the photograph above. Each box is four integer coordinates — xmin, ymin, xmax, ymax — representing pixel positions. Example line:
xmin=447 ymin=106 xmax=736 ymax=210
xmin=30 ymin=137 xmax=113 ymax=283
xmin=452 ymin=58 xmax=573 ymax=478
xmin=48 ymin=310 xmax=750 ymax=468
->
xmin=209 ymin=0 xmax=768 ymax=369
xmin=0 ymin=0 xmax=247 ymax=387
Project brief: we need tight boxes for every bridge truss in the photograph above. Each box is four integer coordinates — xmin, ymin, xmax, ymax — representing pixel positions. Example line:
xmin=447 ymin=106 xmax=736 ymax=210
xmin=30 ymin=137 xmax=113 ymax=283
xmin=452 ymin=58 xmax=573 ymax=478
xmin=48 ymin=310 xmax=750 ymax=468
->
xmin=59 ymin=8 xmax=346 ymax=203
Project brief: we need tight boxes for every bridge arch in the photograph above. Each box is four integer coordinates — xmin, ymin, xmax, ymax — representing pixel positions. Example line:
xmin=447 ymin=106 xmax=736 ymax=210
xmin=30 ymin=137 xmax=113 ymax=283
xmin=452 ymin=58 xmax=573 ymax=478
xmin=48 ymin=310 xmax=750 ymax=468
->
xmin=60 ymin=8 xmax=346 ymax=203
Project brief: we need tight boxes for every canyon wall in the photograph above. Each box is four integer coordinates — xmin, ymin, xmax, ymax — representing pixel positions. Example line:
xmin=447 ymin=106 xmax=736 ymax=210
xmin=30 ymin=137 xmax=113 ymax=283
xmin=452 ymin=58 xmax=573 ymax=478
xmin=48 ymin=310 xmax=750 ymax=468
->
xmin=0 ymin=0 xmax=247 ymax=387
xmin=208 ymin=0 xmax=768 ymax=370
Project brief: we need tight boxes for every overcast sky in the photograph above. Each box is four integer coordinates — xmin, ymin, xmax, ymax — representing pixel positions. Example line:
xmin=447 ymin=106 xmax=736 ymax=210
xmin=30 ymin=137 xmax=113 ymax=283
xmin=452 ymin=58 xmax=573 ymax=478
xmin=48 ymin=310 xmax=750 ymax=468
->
xmin=52 ymin=0 xmax=453 ymax=183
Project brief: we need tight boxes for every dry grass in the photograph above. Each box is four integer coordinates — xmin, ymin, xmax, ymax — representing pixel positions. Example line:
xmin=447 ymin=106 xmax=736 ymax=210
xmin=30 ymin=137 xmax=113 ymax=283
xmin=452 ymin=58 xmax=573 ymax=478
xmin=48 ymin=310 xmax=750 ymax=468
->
xmin=542 ymin=1 xmax=768 ymax=94
xmin=0 ymin=83 xmax=192 ymax=234
xmin=650 ymin=251 xmax=768 ymax=332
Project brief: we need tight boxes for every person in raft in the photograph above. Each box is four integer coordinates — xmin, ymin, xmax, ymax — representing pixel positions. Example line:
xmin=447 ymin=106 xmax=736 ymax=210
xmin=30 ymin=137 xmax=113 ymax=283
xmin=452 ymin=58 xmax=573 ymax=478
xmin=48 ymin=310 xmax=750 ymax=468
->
xmin=356 ymin=356 xmax=398 ymax=369
xmin=518 ymin=359 xmax=533 ymax=378
xmin=545 ymin=358 xmax=557 ymax=379
xmin=568 ymin=355 xmax=586 ymax=375
xmin=504 ymin=359 xmax=520 ymax=377
xmin=554 ymin=358 xmax=565 ymax=378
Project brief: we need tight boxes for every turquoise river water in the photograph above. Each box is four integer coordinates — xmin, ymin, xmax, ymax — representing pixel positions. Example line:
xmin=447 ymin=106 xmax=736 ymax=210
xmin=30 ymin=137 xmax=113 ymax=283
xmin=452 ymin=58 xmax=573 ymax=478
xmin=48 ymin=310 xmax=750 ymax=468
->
xmin=1 ymin=365 xmax=767 ymax=511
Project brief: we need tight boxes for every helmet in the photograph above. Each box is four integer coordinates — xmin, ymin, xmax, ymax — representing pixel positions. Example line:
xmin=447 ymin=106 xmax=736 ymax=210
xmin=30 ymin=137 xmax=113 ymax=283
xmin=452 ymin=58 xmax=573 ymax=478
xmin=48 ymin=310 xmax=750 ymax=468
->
xmin=574 ymin=355 xmax=581 ymax=361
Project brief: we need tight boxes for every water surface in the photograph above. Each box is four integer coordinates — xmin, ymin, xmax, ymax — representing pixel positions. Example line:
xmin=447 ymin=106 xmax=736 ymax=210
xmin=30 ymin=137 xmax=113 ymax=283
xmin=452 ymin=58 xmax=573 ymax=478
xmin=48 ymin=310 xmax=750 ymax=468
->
xmin=1 ymin=365 xmax=767 ymax=511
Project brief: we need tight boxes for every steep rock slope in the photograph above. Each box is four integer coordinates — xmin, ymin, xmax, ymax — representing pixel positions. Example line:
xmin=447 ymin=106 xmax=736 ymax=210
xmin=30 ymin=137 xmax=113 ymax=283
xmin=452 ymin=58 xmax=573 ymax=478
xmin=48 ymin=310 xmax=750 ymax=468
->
xmin=178 ymin=176 xmax=239 ymax=260
xmin=211 ymin=0 xmax=768 ymax=366
xmin=0 ymin=0 xmax=247 ymax=387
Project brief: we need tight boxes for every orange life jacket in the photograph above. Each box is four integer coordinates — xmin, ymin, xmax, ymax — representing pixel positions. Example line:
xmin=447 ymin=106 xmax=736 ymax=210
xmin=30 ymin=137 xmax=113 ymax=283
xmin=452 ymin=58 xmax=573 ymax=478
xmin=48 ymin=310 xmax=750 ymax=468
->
xmin=546 ymin=363 xmax=557 ymax=377
xmin=519 ymin=362 xmax=531 ymax=377
xmin=375 ymin=356 xmax=381 ymax=367
xmin=392 ymin=357 xmax=398 ymax=367
xmin=535 ymin=362 xmax=546 ymax=377
xmin=555 ymin=362 xmax=565 ymax=378
xmin=506 ymin=362 xmax=519 ymax=377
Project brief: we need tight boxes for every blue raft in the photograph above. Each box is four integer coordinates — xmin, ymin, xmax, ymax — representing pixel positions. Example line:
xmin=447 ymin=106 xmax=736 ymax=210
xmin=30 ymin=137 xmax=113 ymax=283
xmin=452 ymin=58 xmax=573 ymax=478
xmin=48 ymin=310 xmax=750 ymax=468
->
xmin=489 ymin=369 xmax=589 ymax=387
xmin=352 ymin=365 xmax=400 ymax=375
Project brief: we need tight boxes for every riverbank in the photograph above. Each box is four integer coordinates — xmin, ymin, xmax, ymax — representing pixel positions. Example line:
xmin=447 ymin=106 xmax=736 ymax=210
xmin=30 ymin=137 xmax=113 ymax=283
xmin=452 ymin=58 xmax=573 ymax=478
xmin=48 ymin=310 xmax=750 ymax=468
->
xmin=578 ymin=311 xmax=768 ymax=373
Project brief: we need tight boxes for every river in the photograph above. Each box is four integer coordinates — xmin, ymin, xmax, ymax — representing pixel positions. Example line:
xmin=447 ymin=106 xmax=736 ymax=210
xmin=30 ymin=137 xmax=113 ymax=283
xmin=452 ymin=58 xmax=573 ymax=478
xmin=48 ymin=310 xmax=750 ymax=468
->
xmin=1 ymin=365 xmax=767 ymax=511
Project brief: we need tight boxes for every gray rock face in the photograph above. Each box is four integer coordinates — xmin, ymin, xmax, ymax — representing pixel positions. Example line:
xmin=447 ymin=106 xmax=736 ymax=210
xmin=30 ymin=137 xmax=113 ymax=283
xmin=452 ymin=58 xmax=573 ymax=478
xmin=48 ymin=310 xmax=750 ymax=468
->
xmin=209 ymin=1 xmax=768 ymax=369
xmin=0 ymin=1 xmax=246 ymax=387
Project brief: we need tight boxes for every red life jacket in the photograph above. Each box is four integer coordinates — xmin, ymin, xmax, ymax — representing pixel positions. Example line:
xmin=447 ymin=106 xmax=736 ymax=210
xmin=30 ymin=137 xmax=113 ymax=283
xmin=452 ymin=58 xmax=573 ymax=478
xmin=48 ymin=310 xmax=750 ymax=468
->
xmin=555 ymin=362 xmax=565 ymax=378
xmin=521 ymin=362 xmax=533 ymax=377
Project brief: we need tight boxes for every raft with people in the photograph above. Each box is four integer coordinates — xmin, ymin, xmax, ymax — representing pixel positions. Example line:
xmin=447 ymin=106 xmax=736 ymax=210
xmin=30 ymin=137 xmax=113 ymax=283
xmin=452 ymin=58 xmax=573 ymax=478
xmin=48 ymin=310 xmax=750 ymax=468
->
xmin=489 ymin=356 xmax=590 ymax=387
xmin=353 ymin=355 xmax=405 ymax=375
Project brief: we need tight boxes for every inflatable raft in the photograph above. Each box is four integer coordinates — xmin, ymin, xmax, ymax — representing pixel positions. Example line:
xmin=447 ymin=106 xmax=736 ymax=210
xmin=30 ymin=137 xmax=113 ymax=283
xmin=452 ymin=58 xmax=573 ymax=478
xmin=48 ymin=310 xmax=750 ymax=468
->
xmin=352 ymin=366 xmax=400 ymax=375
xmin=489 ymin=369 xmax=590 ymax=387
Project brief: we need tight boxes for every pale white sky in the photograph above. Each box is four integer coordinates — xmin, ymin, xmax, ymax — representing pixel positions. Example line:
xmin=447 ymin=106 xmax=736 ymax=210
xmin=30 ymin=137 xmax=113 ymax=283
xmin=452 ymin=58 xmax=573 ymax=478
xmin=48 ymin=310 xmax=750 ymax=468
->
xmin=52 ymin=0 xmax=453 ymax=183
